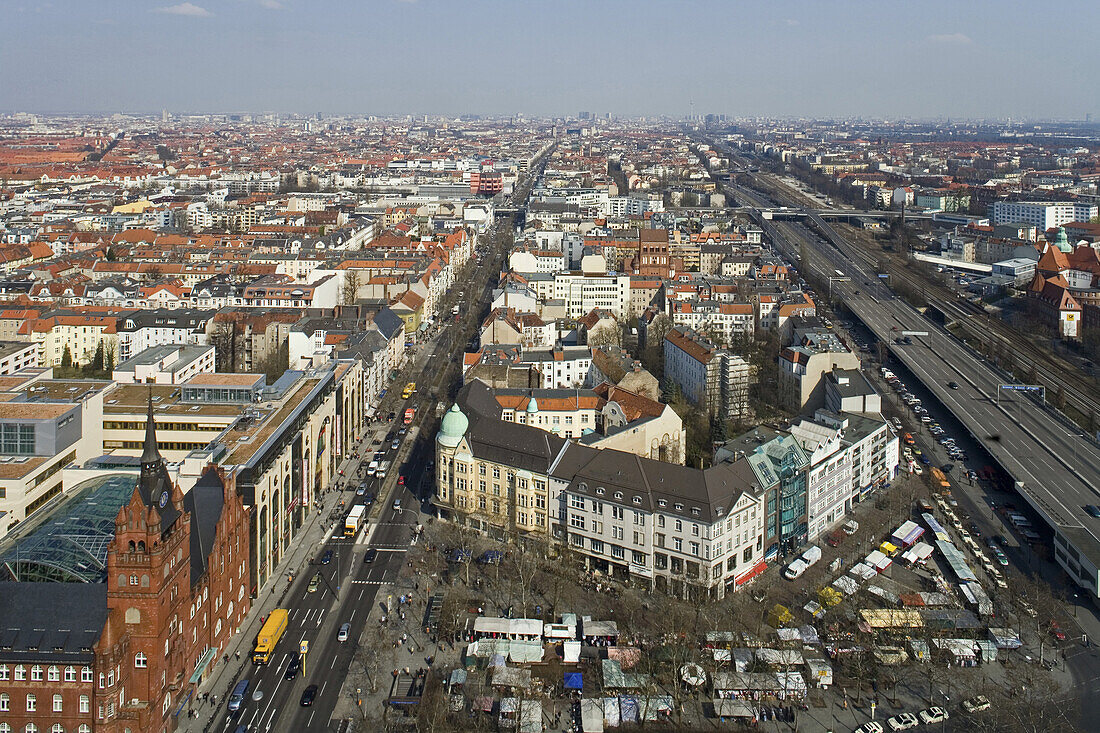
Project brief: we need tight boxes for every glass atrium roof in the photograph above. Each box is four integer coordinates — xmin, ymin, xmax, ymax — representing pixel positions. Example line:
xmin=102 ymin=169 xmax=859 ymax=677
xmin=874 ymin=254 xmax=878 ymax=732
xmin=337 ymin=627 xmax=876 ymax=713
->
xmin=0 ymin=473 xmax=136 ymax=583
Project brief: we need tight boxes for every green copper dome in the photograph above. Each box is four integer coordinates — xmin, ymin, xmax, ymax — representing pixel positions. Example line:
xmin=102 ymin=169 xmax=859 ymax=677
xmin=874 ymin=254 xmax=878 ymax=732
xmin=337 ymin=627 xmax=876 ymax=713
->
xmin=526 ymin=397 xmax=539 ymax=413
xmin=438 ymin=404 xmax=469 ymax=447
xmin=1054 ymin=226 xmax=1072 ymax=253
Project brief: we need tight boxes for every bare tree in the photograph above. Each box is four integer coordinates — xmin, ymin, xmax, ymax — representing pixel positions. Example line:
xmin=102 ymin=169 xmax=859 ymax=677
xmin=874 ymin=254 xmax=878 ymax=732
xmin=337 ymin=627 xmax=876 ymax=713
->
xmin=343 ymin=269 xmax=362 ymax=306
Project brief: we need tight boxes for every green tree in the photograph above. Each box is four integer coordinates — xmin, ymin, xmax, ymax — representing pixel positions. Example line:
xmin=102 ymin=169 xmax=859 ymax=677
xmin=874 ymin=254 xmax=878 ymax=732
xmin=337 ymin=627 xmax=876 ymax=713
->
xmin=91 ymin=341 xmax=105 ymax=374
xmin=60 ymin=345 xmax=73 ymax=371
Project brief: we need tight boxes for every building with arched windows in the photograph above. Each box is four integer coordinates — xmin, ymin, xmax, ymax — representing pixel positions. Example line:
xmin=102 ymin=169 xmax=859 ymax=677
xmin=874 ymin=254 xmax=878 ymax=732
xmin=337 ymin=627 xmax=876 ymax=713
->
xmin=0 ymin=397 xmax=249 ymax=732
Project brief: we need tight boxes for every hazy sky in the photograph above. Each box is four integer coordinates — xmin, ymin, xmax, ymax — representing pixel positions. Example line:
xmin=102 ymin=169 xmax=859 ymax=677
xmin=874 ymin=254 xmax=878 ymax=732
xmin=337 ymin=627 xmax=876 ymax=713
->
xmin=3 ymin=1 xmax=1096 ymax=119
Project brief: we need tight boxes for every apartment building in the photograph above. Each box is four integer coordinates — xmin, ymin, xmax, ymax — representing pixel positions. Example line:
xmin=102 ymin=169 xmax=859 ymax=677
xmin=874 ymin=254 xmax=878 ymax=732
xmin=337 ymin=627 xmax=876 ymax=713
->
xmin=527 ymin=272 xmax=631 ymax=319
xmin=433 ymin=398 xmax=766 ymax=599
xmin=669 ymin=300 xmax=754 ymax=346
xmin=663 ymin=327 xmax=749 ymax=420
xmin=778 ymin=326 xmax=862 ymax=414
xmin=111 ymin=344 xmax=216 ymax=386
xmin=992 ymin=201 xmax=1098 ymax=229
xmin=115 ymin=309 xmax=214 ymax=362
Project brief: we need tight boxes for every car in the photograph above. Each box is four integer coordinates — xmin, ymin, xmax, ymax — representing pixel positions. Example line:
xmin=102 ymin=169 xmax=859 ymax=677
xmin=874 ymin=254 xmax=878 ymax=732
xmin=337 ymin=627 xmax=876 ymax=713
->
xmin=398 ymin=475 xmax=405 ymax=486
xmin=356 ymin=485 xmax=366 ymax=496
xmin=391 ymin=440 xmax=400 ymax=451
xmin=299 ymin=684 xmax=318 ymax=707
xmin=393 ymin=498 xmax=402 ymax=510
xmin=284 ymin=656 xmax=301 ymax=680
xmin=962 ymin=695 xmax=991 ymax=713
xmin=338 ymin=622 xmax=351 ymax=642
xmin=235 ymin=726 xmax=248 ymax=733
xmin=887 ymin=712 xmax=920 ymax=731
xmin=919 ymin=707 xmax=949 ymax=724
xmin=854 ymin=723 xmax=885 ymax=733
xmin=363 ymin=548 xmax=378 ymax=564
xmin=228 ymin=679 xmax=250 ymax=714
xmin=1050 ymin=621 xmax=1066 ymax=641
xmin=1086 ymin=505 xmax=1100 ymax=519
xmin=321 ymin=550 xmax=333 ymax=565
xmin=307 ymin=574 xmax=320 ymax=593
xmin=948 ymin=381 xmax=959 ymax=389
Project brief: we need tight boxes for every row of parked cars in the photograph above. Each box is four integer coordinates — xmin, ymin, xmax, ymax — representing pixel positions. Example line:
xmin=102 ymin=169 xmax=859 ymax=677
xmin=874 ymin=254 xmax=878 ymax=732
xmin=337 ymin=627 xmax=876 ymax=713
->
xmin=881 ymin=368 xmax=966 ymax=463
xmin=855 ymin=696 xmax=991 ymax=732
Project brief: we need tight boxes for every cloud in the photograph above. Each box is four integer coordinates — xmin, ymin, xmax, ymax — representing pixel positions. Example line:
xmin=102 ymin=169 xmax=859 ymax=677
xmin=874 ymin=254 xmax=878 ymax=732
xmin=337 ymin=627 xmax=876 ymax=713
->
xmin=785 ymin=19 xmax=799 ymax=27
xmin=154 ymin=2 xmax=212 ymax=16
xmin=927 ymin=32 xmax=972 ymax=45
xmin=256 ymin=0 xmax=284 ymax=8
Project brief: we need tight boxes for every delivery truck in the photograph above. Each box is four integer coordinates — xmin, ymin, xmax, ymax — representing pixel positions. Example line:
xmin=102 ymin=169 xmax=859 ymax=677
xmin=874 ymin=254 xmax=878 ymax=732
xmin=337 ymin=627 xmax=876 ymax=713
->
xmin=252 ymin=608 xmax=288 ymax=665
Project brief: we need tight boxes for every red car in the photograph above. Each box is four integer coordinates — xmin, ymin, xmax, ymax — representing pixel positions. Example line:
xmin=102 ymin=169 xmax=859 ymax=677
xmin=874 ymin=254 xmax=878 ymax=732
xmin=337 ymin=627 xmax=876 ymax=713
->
xmin=398 ymin=475 xmax=405 ymax=486
xmin=1050 ymin=622 xmax=1066 ymax=641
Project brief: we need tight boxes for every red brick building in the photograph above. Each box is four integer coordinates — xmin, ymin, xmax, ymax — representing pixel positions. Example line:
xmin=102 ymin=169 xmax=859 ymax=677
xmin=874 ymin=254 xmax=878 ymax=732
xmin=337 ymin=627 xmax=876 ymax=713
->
xmin=0 ymin=398 xmax=250 ymax=733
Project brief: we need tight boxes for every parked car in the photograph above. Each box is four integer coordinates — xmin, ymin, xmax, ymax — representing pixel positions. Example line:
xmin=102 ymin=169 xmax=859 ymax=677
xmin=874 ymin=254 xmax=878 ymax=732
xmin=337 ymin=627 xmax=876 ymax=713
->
xmin=1050 ymin=621 xmax=1067 ymax=641
xmin=919 ymin=707 xmax=949 ymax=725
xmin=962 ymin=695 xmax=991 ymax=713
xmin=887 ymin=713 xmax=920 ymax=731
xmin=855 ymin=723 xmax=884 ymax=733
xmin=321 ymin=550 xmax=333 ymax=565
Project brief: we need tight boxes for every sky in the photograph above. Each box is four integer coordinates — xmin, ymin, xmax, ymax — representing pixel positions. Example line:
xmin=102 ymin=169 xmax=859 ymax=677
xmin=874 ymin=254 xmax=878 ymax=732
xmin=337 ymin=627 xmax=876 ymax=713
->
xmin=3 ymin=0 xmax=1097 ymax=120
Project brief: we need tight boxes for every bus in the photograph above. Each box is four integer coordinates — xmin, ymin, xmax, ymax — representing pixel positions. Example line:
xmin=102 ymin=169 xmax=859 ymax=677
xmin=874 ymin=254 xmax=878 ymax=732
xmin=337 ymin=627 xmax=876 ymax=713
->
xmin=252 ymin=608 xmax=288 ymax=665
xmin=404 ymin=407 xmax=415 ymax=425
xmin=402 ymin=382 xmax=416 ymax=399
xmin=345 ymin=504 xmax=366 ymax=537
xmin=930 ymin=467 xmax=951 ymax=491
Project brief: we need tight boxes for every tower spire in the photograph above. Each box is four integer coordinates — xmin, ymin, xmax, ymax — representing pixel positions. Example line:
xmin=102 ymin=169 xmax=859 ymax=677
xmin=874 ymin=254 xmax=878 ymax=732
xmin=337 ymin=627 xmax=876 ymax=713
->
xmin=141 ymin=388 xmax=161 ymax=466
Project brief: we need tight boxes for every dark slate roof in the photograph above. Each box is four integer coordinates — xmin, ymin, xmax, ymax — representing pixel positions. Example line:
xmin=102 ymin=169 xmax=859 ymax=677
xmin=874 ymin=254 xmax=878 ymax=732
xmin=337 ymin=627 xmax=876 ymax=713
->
xmin=0 ymin=583 xmax=107 ymax=663
xmin=463 ymin=411 xmax=566 ymax=475
xmin=183 ymin=468 xmax=225 ymax=587
xmin=456 ymin=379 xmax=504 ymax=421
xmin=372 ymin=307 xmax=405 ymax=339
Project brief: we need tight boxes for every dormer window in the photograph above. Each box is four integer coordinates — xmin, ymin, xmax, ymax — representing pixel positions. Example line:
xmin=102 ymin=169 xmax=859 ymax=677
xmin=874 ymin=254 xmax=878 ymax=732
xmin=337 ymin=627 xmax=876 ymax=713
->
xmin=674 ymin=503 xmax=684 ymax=512
xmin=691 ymin=508 xmax=700 ymax=516
xmin=595 ymin=487 xmax=604 ymax=495
xmin=613 ymin=491 xmax=623 ymax=500
xmin=632 ymin=496 xmax=641 ymax=504
xmin=657 ymin=499 xmax=667 ymax=507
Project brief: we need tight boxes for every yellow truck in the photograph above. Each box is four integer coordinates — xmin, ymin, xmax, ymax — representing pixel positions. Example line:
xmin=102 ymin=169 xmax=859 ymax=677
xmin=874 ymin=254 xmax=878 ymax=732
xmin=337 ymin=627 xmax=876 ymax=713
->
xmin=402 ymin=382 xmax=416 ymax=399
xmin=252 ymin=608 xmax=288 ymax=665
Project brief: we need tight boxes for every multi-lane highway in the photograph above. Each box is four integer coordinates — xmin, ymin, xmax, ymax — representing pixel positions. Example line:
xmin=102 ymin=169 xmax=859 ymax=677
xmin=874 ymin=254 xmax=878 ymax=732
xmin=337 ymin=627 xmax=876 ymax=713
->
xmin=727 ymin=176 xmax=1100 ymax=598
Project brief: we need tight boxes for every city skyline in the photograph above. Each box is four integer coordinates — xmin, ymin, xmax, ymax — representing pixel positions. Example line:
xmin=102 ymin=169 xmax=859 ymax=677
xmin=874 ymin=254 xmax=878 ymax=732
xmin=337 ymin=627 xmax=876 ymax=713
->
xmin=3 ymin=0 xmax=1095 ymax=119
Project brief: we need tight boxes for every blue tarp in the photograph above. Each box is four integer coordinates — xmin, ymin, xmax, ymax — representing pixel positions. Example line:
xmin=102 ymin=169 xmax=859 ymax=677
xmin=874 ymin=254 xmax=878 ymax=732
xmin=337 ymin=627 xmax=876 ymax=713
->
xmin=564 ymin=672 xmax=583 ymax=690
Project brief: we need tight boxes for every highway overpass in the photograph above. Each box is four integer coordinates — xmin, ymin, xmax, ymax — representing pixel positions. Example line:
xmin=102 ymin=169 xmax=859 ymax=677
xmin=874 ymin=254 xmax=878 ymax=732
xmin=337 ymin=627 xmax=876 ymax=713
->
xmin=762 ymin=207 xmax=1100 ymax=599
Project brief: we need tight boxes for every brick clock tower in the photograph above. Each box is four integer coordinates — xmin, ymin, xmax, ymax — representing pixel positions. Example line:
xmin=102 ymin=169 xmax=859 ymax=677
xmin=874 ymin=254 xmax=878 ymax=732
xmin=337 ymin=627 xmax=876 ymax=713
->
xmin=99 ymin=397 xmax=191 ymax=732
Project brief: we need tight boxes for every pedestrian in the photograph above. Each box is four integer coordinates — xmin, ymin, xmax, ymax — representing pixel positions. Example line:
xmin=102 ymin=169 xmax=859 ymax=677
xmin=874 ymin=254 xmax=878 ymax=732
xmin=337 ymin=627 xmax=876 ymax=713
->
xmin=235 ymin=651 xmax=240 ymax=660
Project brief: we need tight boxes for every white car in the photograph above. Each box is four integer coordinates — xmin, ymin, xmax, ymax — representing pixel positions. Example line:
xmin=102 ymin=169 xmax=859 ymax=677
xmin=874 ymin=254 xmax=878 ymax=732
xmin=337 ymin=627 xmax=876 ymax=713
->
xmin=919 ymin=707 xmax=949 ymax=724
xmin=887 ymin=713 xmax=920 ymax=731
xmin=854 ymin=723 xmax=884 ymax=733
xmin=962 ymin=696 xmax=990 ymax=713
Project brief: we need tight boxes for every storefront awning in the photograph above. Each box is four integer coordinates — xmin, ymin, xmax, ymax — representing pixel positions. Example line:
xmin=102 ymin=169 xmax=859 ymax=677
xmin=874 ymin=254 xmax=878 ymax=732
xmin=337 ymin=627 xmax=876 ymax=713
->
xmin=188 ymin=647 xmax=218 ymax=685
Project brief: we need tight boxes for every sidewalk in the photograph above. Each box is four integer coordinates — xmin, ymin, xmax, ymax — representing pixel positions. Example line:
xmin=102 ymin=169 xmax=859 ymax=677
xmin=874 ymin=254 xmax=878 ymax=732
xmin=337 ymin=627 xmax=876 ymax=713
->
xmin=179 ymin=484 xmax=352 ymax=731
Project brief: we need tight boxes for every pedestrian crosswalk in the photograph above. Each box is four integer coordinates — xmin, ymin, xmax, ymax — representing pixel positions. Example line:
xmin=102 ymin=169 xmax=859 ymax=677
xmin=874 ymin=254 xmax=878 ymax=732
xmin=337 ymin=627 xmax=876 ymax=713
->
xmin=351 ymin=579 xmax=386 ymax=585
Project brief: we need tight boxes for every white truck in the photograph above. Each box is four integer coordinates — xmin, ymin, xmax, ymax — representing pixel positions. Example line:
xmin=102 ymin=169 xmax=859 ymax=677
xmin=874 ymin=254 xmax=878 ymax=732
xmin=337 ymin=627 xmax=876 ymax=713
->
xmin=784 ymin=545 xmax=822 ymax=580
xmin=366 ymin=459 xmax=379 ymax=477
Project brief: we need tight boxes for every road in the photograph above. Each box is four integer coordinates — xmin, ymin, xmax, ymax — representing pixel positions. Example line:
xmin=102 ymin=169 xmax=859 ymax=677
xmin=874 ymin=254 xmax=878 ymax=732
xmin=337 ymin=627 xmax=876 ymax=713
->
xmin=741 ymin=189 xmax=1100 ymax=599
xmin=202 ymin=146 xmax=552 ymax=732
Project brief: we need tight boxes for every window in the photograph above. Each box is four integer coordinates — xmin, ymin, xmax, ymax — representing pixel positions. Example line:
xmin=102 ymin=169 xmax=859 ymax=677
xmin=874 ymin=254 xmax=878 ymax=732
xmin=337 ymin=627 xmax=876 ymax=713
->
xmin=48 ymin=666 xmax=59 ymax=682
xmin=0 ymin=423 xmax=35 ymax=454
xmin=0 ymin=665 xmax=7 ymax=680
xmin=80 ymin=695 xmax=90 ymax=713
xmin=134 ymin=653 xmax=147 ymax=669
xmin=26 ymin=693 xmax=36 ymax=712
xmin=633 ymin=531 xmax=643 ymax=546
xmin=0 ymin=693 xmax=8 ymax=711
xmin=674 ymin=537 xmax=683 ymax=552
xmin=570 ymin=495 xmax=585 ymax=509
xmin=51 ymin=726 xmax=64 ymax=733
xmin=590 ymin=538 xmax=604 ymax=553
xmin=612 ymin=526 xmax=623 ymax=540
xmin=81 ymin=667 xmax=93 ymax=683
xmin=0 ymin=724 xmax=9 ymax=733
xmin=610 ymin=545 xmax=625 ymax=559
xmin=632 ymin=551 xmax=646 ymax=565
xmin=570 ymin=514 xmax=585 ymax=530
xmin=31 ymin=665 xmax=42 ymax=681
xmin=53 ymin=694 xmax=63 ymax=712
xmin=64 ymin=666 xmax=76 ymax=682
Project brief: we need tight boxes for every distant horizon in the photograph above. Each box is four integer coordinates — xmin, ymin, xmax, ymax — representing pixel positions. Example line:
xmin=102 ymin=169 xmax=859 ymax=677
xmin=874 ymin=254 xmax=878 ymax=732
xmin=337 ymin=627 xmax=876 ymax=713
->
xmin=3 ymin=110 xmax=1098 ymax=127
xmin=3 ymin=1 xmax=1095 ymax=120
